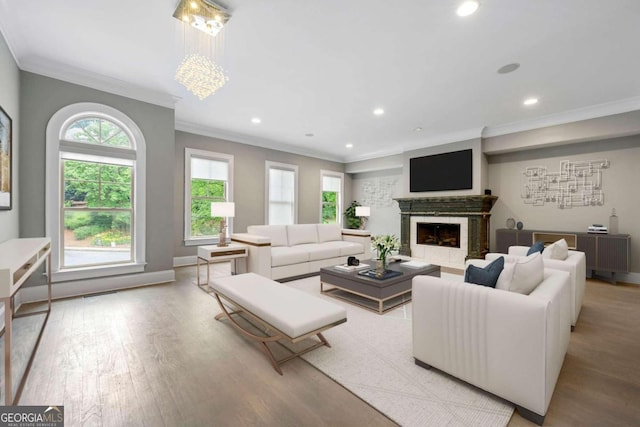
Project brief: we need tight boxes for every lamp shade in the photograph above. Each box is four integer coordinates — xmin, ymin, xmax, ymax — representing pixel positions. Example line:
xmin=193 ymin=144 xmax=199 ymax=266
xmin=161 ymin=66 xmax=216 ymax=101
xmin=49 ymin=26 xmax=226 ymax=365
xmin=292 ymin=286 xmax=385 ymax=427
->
xmin=211 ymin=202 xmax=235 ymax=218
xmin=355 ymin=206 xmax=370 ymax=217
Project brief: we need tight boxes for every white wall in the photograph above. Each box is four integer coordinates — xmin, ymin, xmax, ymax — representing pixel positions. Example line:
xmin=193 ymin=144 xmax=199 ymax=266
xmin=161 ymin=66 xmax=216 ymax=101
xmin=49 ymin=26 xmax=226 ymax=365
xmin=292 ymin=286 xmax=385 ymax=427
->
xmin=488 ymin=135 xmax=640 ymax=274
xmin=351 ymin=169 xmax=402 ymax=238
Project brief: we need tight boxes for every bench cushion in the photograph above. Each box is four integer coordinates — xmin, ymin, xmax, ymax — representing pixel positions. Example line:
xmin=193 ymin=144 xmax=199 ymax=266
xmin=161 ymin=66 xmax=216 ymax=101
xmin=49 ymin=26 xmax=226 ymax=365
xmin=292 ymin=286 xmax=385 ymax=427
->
xmin=209 ymin=273 xmax=347 ymax=338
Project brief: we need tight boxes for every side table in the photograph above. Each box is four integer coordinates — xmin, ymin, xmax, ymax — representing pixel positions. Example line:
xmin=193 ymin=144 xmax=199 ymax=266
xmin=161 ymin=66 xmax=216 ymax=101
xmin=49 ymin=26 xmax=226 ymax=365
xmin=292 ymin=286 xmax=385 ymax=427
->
xmin=196 ymin=243 xmax=249 ymax=286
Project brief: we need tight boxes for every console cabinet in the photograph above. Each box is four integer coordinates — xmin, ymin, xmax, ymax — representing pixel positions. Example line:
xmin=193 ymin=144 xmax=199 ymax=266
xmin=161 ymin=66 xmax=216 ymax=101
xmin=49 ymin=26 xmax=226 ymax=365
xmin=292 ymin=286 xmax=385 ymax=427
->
xmin=496 ymin=229 xmax=630 ymax=282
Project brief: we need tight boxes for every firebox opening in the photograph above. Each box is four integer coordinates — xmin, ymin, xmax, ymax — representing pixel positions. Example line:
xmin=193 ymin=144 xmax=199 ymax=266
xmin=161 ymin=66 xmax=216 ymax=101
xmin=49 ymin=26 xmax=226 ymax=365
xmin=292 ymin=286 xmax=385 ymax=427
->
xmin=417 ymin=222 xmax=461 ymax=248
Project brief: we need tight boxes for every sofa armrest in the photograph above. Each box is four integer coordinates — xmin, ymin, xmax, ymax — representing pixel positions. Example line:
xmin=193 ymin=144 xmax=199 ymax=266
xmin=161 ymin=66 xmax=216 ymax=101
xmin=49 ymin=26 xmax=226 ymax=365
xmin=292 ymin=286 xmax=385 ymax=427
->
xmin=412 ymin=271 xmax=570 ymax=417
xmin=230 ymin=233 xmax=272 ymax=278
xmin=508 ymin=246 xmax=530 ymax=256
xmin=341 ymin=229 xmax=372 ymax=259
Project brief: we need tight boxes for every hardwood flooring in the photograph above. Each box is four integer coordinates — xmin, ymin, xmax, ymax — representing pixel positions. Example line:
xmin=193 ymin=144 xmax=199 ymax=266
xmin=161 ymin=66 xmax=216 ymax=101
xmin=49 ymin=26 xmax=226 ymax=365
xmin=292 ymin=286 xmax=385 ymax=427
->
xmin=3 ymin=265 xmax=639 ymax=426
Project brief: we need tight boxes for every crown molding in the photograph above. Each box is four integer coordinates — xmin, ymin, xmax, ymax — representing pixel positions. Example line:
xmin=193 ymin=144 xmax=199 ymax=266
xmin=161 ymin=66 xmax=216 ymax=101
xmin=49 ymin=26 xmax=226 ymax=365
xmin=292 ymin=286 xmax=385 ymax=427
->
xmin=175 ymin=120 xmax=345 ymax=163
xmin=19 ymin=57 xmax=180 ymax=109
xmin=483 ymin=96 xmax=640 ymax=138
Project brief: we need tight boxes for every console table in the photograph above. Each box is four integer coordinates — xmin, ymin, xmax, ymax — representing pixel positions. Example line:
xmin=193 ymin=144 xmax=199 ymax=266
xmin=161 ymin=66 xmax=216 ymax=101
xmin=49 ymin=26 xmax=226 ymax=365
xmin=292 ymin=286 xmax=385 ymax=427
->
xmin=0 ymin=237 xmax=52 ymax=404
xmin=496 ymin=229 xmax=630 ymax=283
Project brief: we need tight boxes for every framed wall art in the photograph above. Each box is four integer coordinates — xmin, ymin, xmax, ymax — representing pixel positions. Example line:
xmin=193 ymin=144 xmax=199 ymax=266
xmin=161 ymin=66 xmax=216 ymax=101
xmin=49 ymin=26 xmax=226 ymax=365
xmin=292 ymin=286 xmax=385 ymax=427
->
xmin=0 ymin=105 xmax=12 ymax=210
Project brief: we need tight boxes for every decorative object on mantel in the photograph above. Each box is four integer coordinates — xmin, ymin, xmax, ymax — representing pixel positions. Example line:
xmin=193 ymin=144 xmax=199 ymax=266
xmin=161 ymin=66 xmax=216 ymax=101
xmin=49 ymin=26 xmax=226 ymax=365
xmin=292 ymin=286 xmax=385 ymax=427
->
xmin=371 ymin=234 xmax=399 ymax=277
xmin=0 ymin=105 xmax=12 ymax=210
xmin=521 ymin=159 xmax=609 ymax=208
xmin=516 ymin=221 xmax=524 ymax=230
xmin=609 ymin=208 xmax=619 ymax=234
xmin=173 ymin=0 xmax=231 ymax=99
xmin=506 ymin=217 xmax=515 ymax=229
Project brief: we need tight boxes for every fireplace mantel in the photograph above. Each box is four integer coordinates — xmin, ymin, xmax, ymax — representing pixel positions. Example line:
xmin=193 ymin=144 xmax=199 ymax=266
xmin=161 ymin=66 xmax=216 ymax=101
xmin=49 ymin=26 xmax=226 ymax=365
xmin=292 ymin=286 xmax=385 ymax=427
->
xmin=393 ymin=195 xmax=498 ymax=260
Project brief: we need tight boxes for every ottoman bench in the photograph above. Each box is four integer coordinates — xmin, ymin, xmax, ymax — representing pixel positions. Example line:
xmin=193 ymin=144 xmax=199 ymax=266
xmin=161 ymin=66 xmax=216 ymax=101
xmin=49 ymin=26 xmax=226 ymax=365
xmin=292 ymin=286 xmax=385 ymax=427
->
xmin=209 ymin=272 xmax=347 ymax=374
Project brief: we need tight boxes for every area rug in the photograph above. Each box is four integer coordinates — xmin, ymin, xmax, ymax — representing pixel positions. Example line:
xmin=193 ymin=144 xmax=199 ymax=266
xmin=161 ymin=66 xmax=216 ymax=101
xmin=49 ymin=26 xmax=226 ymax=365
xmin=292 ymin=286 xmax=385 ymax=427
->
xmin=283 ymin=276 xmax=514 ymax=427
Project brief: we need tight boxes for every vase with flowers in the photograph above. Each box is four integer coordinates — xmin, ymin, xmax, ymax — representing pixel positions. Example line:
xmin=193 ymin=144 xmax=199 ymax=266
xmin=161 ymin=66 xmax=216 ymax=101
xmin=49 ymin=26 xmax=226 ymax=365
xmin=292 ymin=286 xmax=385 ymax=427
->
xmin=371 ymin=234 xmax=400 ymax=277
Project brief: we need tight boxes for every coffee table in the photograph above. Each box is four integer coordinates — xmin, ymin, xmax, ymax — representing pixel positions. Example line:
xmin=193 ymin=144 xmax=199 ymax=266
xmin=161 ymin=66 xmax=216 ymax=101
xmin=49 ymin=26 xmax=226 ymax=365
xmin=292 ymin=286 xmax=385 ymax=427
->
xmin=319 ymin=260 xmax=440 ymax=314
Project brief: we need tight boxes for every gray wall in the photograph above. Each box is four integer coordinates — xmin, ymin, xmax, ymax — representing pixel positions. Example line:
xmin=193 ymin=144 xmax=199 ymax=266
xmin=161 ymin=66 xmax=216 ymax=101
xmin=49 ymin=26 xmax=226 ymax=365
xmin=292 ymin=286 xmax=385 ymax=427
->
xmin=351 ymin=169 xmax=402 ymax=237
xmin=174 ymin=131 xmax=350 ymax=258
xmin=0 ymin=31 xmax=20 ymax=242
xmin=487 ymin=135 xmax=640 ymax=273
xmin=19 ymin=72 xmax=175 ymax=274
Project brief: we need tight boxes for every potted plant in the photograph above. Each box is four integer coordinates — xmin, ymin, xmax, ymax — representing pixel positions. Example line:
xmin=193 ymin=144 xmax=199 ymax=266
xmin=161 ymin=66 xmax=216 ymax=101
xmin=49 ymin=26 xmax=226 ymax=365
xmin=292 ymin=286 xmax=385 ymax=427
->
xmin=344 ymin=201 xmax=362 ymax=229
xmin=371 ymin=234 xmax=400 ymax=276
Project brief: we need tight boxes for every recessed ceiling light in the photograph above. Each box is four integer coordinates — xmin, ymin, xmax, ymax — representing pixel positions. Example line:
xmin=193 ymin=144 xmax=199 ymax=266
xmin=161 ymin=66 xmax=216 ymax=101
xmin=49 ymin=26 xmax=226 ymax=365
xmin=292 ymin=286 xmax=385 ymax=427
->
xmin=305 ymin=133 xmax=314 ymax=137
xmin=413 ymin=127 xmax=423 ymax=132
xmin=251 ymin=117 xmax=261 ymax=124
xmin=456 ymin=1 xmax=479 ymax=17
xmin=497 ymin=63 xmax=520 ymax=74
xmin=345 ymin=143 xmax=354 ymax=148
xmin=373 ymin=108 xmax=384 ymax=116
xmin=523 ymin=98 xmax=539 ymax=106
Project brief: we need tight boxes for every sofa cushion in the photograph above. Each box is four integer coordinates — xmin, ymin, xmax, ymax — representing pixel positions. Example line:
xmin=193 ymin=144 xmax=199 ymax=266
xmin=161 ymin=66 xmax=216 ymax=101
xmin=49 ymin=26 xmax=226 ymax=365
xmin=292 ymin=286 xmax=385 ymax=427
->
xmin=543 ymin=238 xmax=569 ymax=261
xmin=317 ymin=224 xmax=343 ymax=242
xmin=271 ymin=246 xmax=309 ymax=267
xmin=294 ymin=243 xmax=341 ymax=261
xmin=247 ymin=225 xmax=288 ymax=247
xmin=464 ymin=256 xmax=504 ymax=288
xmin=287 ymin=224 xmax=319 ymax=246
xmin=510 ymin=252 xmax=544 ymax=294
xmin=322 ymin=240 xmax=364 ymax=256
xmin=527 ymin=241 xmax=545 ymax=255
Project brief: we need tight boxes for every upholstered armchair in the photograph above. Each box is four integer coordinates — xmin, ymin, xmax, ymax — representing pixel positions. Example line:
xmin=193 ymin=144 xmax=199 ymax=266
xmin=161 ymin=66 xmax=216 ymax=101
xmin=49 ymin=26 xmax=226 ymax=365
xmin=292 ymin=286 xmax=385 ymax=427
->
xmin=412 ymin=267 xmax=572 ymax=425
xmin=485 ymin=245 xmax=586 ymax=328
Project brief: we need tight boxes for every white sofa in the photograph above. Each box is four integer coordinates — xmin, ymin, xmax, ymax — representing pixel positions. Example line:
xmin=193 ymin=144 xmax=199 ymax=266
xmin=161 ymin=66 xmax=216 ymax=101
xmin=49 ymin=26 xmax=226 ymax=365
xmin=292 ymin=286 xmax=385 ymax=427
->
xmin=485 ymin=245 xmax=586 ymax=328
xmin=412 ymin=267 xmax=571 ymax=425
xmin=231 ymin=224 xmax=371 ymax=280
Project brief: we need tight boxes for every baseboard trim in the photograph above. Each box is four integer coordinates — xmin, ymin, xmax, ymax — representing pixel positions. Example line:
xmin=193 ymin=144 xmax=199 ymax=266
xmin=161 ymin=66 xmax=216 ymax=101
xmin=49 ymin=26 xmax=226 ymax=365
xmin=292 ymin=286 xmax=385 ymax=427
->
xmin=16 ymin=270 xmax=176 ymax=304
xmin=174 ymin=256 xmax=197 ymax=267
xmin=614 ymin=272 xmax=640 ymax=285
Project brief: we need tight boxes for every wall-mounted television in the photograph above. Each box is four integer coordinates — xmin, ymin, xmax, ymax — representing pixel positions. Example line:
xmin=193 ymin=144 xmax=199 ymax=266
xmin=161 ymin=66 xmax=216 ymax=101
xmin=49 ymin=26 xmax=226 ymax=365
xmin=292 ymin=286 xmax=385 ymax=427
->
xmin=410 ymin=149 xmax=473 ymax=192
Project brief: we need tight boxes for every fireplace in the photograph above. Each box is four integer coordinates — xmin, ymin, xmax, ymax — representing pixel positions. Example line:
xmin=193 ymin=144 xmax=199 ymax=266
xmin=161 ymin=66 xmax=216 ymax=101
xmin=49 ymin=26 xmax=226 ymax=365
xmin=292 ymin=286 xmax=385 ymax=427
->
xmin=417 ymin=223 xmax=460 ymax=248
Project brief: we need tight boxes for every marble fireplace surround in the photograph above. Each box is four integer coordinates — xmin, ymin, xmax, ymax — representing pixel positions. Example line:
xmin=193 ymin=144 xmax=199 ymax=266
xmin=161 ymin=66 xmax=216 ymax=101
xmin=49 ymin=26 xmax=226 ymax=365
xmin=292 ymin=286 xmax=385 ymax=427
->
xmin=394 ymin=195 xmax=498 ymax=269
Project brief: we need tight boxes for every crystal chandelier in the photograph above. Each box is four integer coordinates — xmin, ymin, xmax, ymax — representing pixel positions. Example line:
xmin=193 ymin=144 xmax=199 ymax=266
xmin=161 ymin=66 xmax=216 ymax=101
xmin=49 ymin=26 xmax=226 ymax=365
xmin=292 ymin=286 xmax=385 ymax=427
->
xmin=173 ymin=0 xmax=230 ymax=100
xmin=175 ymin=54 xmax=228 ymax=100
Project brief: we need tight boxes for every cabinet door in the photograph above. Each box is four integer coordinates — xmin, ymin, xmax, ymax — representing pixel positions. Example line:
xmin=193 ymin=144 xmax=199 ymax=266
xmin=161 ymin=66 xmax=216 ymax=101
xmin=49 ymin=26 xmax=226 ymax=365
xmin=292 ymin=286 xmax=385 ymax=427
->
xmin=517 ymin=231 xmax=534 ymax=246
xmin=597 ymin=236 xmax=630 ymax=272
xmin=496 ymin=229 xmax=516 ymax=253
xmin=576 ymin=235 xmax=597 ymax=270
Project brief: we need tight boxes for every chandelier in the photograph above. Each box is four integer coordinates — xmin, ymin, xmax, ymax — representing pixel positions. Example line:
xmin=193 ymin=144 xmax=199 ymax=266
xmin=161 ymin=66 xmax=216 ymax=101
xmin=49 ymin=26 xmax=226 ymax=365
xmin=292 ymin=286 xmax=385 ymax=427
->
xmin=173 ymin=0 xmax=230 ymax=100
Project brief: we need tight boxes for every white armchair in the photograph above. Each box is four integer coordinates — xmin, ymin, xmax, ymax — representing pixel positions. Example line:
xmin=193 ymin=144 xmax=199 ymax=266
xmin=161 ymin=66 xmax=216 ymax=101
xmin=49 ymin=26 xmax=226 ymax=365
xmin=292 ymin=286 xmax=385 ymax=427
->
xmin=412 ymin=269 xmax=572 ymax=425
xmin=486 ymin=246 xmax=586 ymax=328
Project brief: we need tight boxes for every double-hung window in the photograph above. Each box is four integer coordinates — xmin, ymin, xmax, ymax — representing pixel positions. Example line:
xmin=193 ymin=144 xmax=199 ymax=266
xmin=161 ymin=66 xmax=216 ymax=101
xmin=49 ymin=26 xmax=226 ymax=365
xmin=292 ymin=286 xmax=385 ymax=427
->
xmin=184 ymin=148 xmax=234 ymax=245
xmin=320 ymin=171 xmax=344 ymax=225
xmin=266 ymin=161 xmax=298 ymax=225
xmin=46 ymin=103 xmax=146 ymax=282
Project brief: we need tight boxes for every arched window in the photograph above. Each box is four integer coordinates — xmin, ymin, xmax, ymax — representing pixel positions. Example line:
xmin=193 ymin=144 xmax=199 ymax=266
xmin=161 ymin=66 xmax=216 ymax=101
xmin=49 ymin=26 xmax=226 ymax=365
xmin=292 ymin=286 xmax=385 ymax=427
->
xmin=46 ymin=103 xmax=146 ymax=282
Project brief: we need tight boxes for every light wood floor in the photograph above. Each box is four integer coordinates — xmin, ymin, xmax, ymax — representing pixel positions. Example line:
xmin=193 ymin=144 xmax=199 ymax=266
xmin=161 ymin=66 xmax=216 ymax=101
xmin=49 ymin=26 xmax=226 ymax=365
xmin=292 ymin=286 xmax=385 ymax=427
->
xmin=6 ymin=266 xmax=640 ymax=426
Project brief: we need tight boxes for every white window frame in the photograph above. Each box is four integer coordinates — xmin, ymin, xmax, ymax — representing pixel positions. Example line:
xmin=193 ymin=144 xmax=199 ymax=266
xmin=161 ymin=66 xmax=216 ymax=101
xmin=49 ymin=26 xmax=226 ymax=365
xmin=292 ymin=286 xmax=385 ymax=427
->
xmin=45 ymin=103 xmax=146 ymax=282
xmin=265 ymin=161 xmax=298 ymax=225
xmin=320 ymin=170 xmax=344 ymax=226
xmin=184 ymin=148 xmax=234 ymax=246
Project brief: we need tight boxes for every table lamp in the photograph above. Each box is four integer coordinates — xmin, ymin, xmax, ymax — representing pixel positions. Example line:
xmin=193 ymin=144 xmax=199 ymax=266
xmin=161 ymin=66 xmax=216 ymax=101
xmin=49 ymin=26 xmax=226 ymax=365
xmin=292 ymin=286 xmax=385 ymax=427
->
xmin=355 ymin=206 xmax=370 ymax=230
xmin=211 ymin=202 xmax=235 ymax=247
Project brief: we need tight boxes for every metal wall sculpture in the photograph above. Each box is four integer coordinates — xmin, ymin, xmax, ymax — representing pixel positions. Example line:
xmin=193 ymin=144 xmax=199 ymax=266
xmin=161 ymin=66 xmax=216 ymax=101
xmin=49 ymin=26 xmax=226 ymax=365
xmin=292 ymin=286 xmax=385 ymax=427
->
xmin=521 ymin=159 xmax=610 ymax=208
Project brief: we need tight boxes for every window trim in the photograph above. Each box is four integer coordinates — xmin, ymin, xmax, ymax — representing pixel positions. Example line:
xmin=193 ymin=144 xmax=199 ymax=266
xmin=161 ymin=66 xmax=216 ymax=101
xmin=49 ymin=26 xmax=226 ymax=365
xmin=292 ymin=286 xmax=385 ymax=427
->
xmin=184 ymin=148 xmax=234 ymax=246
xmin=320 ymin=170 xmax=344 ymax=226
xmin=265 ymin=161 xmax=298 ymax=225
xmin=46 ymin=103 xmax=146 ymax=282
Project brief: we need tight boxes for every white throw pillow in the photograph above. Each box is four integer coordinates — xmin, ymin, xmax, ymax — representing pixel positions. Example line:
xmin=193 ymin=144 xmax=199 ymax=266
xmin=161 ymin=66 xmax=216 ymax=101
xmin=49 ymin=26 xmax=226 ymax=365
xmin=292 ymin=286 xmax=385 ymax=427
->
xmin=542 ymin=241 xmax=555 ymax=259
xmin=509 ymin=252 xmax=544 ymax=295
xmin=496 ymin=262 xmax=515 ymax=291
xmin=551 ymin=238 xmax=569 ymax=260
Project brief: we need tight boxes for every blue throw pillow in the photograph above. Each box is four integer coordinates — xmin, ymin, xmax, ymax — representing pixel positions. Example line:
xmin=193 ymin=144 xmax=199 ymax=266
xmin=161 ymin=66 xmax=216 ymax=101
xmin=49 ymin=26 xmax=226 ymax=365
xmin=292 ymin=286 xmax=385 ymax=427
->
xmin=464 ymin=257 xmax=505 ymax=288
xmin=527 ymin=241 xmax=545 ymax=255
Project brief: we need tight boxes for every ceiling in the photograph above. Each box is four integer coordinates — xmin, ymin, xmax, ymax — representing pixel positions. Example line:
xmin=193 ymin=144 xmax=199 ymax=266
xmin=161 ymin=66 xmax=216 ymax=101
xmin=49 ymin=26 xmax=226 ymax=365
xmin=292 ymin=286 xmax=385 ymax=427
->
xmin=1 ymin=0 xmax=640 ymax=163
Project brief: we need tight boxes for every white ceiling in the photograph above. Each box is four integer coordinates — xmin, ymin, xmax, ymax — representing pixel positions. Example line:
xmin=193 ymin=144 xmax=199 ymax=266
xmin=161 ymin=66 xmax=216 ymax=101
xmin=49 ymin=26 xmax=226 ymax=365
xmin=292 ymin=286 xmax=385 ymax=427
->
xmin=1 ymin=0 xmax=640 ymax=162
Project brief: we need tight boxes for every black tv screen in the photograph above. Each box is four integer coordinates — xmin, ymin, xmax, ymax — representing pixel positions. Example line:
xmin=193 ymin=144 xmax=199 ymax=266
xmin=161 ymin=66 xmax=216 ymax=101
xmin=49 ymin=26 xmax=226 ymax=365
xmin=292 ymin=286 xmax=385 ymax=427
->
xmin=410 ymin=149 xmax=473 ymax=192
